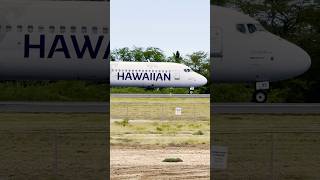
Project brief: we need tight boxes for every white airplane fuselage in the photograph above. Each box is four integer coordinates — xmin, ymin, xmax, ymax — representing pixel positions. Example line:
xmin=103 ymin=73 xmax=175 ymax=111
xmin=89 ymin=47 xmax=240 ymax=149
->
xmin=211 ymin=5 xmax=311 ymax=83
xmin=0 ymin=1 xmax=109 ymax=80
xmin=0 ymin=2 xmax=311 ymax=92
xmin=111 ymin=61 xmax=207 ymax=88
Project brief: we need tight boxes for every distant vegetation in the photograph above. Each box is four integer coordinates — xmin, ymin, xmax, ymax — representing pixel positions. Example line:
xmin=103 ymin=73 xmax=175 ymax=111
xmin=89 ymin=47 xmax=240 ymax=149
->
xmin=0 ymin=81 xmax=108 ymax=101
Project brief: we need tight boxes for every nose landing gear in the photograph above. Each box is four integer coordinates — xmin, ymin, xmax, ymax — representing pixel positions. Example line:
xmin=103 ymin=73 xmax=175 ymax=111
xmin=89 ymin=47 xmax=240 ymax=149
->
xmin=253 ymin=81 xmax=269 ymax=103
xmin=189 ymin=87 xmax=194 ymax=94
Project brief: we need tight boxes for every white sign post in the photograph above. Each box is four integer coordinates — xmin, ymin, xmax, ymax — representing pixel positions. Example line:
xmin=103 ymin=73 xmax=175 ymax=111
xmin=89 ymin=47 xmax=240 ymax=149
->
xmin=212 ymin=146 xmax=228 ymax=170
xmin=175 ymin=107 xmax=182 ymax=116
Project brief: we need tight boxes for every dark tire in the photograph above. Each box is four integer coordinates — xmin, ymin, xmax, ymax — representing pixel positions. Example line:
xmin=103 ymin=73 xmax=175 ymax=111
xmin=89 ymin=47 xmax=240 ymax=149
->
xmin=254 ymin=90 xmax=267 ymax=103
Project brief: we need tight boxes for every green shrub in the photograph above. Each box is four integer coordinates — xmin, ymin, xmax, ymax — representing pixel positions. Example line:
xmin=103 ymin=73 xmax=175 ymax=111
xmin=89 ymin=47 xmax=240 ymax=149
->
xmin=193 ymin=130 xmax=204 ymax=135
xmin=162 ymin=158 xmax=183 ymax=162
xmin=115 ymin=118 xmax=130 ymax=127
xmin=156 ymin=127 xmax=163 ymax=131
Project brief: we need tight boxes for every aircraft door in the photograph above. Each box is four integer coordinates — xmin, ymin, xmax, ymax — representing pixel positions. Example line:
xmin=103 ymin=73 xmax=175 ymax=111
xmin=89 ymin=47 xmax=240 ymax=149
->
xmin=173 ymin=70 xmax=180 ymax=81
xmin=211 ymin=27 xmax=223 ymax=60
xmin=0 ymin=14 xmax=9 ymax=42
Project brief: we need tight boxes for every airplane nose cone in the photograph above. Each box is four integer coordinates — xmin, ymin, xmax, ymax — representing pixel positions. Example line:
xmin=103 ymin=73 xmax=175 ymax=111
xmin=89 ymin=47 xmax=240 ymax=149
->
xmin=302 ymin=51 xmax=311 ymax=73
xmin=277 ymin=43 xmax=312 ymax=80
xmin=198 ymin=74 xmax=207 ymax=86
xmin=294 ymin=47 xmax=311 ymax=76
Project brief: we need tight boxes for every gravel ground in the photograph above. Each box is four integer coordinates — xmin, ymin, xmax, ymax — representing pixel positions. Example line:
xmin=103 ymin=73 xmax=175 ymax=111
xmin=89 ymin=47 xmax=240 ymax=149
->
xmin=111 ymin=147 xmax=210 ymax=180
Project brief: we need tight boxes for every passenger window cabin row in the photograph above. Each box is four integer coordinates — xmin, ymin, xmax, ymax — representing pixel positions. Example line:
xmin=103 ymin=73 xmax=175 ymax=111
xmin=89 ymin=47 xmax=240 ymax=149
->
xmin=112 ymin=69 xmax=172 ymax=73
xmin=112 ymin=69 xmax=193 ymax=73
xmin=0 ymin=25 xmax=109 ymax=34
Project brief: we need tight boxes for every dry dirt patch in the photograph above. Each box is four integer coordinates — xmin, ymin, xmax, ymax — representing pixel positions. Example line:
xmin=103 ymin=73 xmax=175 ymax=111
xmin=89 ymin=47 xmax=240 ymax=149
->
xmin=111 ymin=147 xmax=210 ymax=180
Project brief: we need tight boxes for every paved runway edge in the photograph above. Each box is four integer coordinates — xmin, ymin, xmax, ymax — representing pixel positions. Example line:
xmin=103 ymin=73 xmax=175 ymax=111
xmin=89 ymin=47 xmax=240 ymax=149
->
xmin=0 ymin=101 xmax=319 ymax=114
xmin=0 ymin=102 xmax=108 ymax=113
xmin=212 ymin=103 xmax=320 ymax=114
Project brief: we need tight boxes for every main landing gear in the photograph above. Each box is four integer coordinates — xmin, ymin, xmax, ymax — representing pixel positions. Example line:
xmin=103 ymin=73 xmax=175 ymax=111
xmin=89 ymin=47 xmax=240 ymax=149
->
xmin=253 ymin=81 xmax=269 ymax=103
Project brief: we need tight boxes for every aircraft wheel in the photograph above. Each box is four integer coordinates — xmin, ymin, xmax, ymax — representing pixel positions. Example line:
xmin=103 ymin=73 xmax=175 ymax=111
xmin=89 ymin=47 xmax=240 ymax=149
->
xmin=189 ymin=87 xmax=194 ymax=94
xmin=254 ymin=90 xmax=267 ymax=103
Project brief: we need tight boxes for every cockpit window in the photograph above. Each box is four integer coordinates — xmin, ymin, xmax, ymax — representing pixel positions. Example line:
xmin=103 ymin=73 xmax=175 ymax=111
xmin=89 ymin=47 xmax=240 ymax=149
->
xmin=236 ymin=24 xmax=246 ymax=34
xmin=247 ymin=24 xmax=257 ymax=33
xmin=247 ymin=23 xmax=266 ymax=33
xmin=184 ymin=69 xmax=192 ymax=72
xmin=255 ymin=24 xmax=265 ymax=31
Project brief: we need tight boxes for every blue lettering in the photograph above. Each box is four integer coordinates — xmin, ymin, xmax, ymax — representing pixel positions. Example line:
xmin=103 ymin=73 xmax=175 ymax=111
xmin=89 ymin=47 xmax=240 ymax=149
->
xmin=25 ymin=35 xmax=108 ymax=60
xmin=142 ymin=73 xmax=149 ymax=81
xmin=71 ymin=35 xmax=103 ymax=59
xmin=117 ymin=72 xmax=125 ymax=80
xmin=132 ymin=73 xmax=142 ymax=80
xmin=24 ymin=34 xmax=45 ymax=58
xmin=125 ymin=73 xmax=132 ymax=80
xmin=156 ymin=73 xmax=163 ymax=81
xmin=116 ymin=72 xmax=171 ymax=81
xmin=164 ymin=73 xmax=171 ymax=81
xmin=48 ymin=35 xmax=71 ymax=58
xmin=103 ymin=42 xmax=110 ymax=60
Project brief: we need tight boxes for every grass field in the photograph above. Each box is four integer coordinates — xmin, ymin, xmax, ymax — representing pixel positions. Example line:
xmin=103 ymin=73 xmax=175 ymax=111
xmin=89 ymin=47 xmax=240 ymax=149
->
xmin=111 ymin=119 xmax=210 ymax=146
xmin=213 ymin=114 xmax=320 ymax=180
xmin=0 ymin=113 xmax=108 ymax=180
xmin=111 ymin=97 xmax=210 ymax=121
xmin=111 ymin=97 xmax=210 ymax=146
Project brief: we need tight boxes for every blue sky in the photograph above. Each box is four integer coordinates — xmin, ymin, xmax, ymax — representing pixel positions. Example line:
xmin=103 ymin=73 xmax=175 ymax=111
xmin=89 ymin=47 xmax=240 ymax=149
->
xmin=111 ymin=0 xmax=210 ymax=56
